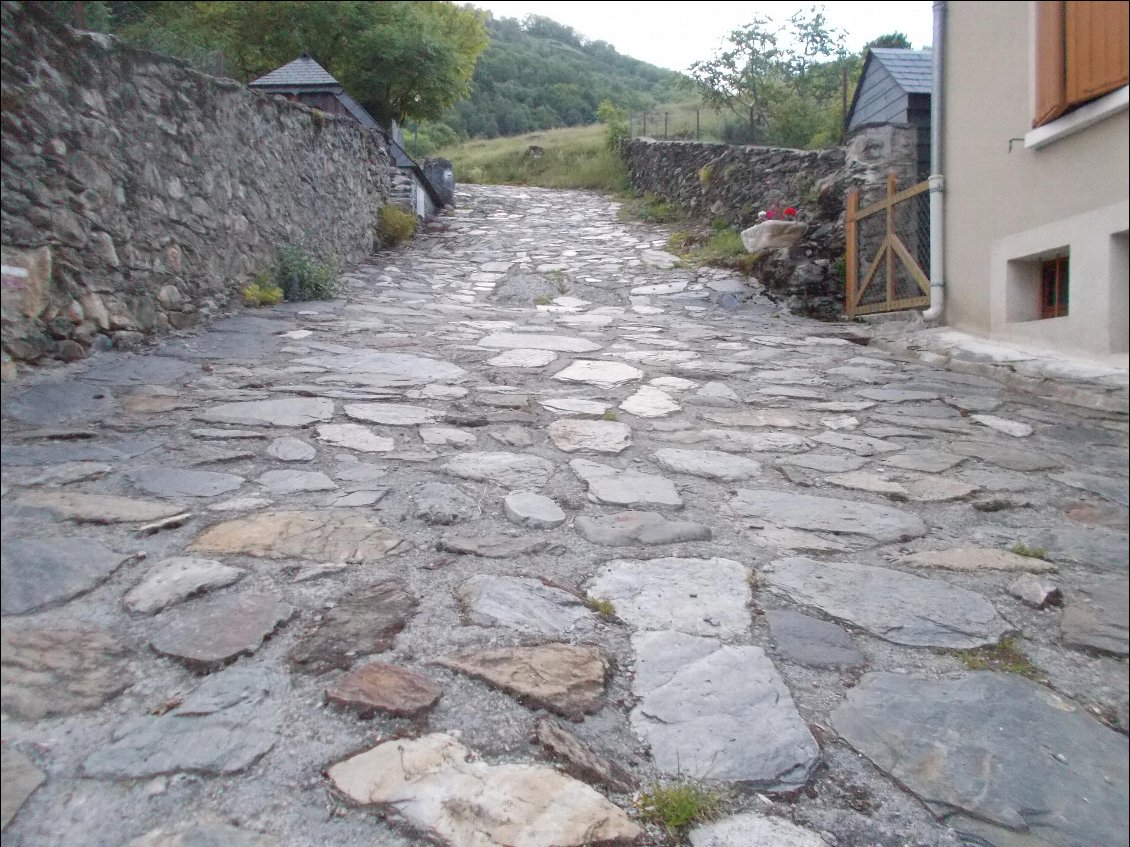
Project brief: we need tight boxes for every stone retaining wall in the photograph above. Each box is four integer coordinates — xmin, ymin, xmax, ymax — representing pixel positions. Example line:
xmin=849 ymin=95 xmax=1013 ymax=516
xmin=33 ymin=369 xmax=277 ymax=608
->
xmin=620 ymin=124 xmax=918 ymax=318
xmin=0 ymin=1 xmax=390 ymax=367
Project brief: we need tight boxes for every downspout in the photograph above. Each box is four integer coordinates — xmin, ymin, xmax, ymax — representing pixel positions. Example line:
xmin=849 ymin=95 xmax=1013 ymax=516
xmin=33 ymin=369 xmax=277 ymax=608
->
xmin=923 ymin=0 xmax=946 ymax=321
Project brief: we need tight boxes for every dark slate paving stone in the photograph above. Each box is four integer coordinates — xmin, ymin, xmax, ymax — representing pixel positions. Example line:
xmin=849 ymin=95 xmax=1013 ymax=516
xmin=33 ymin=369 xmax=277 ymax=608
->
xmin=832 ymin=672 xmax=1129 ymax=847
xmin=77 ymin=354 xmax=196 ymax=385
xmin=3 ymin=381 xmax=116 ymax=424
xmin=0 ymin=438 xmax=160 ymax=466
xmin=150 ymin=593 xmax=295 ymax=671
xmin=1 ymin=537 xmax=129 ymax=614
xmin=128 ymin=466 xmax=245 ymax=498
xmin=765 ymin=610 xmax=864 ymax=668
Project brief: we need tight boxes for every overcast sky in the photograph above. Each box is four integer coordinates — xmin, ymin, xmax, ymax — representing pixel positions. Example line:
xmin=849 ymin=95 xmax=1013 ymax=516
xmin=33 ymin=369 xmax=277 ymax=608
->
xmin=468 ymin=1 xmax=934 ymax=72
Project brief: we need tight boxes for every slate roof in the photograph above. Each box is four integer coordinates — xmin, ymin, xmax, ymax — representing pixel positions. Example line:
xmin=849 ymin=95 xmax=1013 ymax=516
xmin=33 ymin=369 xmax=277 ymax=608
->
xmin=868 ymin=48 xmax=933 ymax=94
xmin=249 ymin=55 xmax=340 ymax=89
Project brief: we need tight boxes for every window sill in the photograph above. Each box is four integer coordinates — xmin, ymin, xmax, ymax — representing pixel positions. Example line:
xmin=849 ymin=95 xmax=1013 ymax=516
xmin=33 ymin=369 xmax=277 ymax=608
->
xmin=1025 ymin=86 xmax=1129 ymax=150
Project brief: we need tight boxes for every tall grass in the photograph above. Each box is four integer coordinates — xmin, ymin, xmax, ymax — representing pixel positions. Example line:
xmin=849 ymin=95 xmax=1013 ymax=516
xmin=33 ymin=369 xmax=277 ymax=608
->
xmin=435 ymin=125 xmax=629 ymax=192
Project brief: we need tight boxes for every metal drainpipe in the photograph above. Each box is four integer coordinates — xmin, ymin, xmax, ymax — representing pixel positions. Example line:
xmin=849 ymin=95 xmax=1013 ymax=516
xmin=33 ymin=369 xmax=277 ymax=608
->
xmin=923 ymin=0 xmax=946 ymax=322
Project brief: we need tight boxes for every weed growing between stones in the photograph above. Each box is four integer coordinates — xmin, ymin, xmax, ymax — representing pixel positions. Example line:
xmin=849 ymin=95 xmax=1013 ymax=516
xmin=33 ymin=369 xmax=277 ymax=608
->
xmin=273 ymin=245 xmax=341 ymax=301
xmin=376 ymin=205 xmax=417 ymax=247
xmin=602 ymin=409 xmax=619 ymax=421
xmin=666 ymin=226 xmax=759 ymax=276
xmin=242 ymin=273 xmax=283 ymax=307
xmin=637 ymin=779 xmax=724 ymax=838
xmin=584 ymin=596 xmax=616 ymax=617
xmin=957 ymin=636 xmax=1042 ymax=679
xmin=534 ymin=294 xmax=554 ymax=306
xmin=1011 ymin=543 xmax=1050 ymax=560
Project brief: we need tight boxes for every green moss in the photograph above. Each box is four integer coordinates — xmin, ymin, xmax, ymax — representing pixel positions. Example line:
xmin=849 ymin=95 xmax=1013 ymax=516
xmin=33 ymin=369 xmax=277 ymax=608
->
xmin=601 ymin=409 xmax=619 ymax=421
xmin=637 ymin=780 xmax=724 ymax=838
xmin=376 ymin=205 xmax=417 ymax=248
xmin=1011 ymin=543 xmax=1049 ymax=560
xmin=957 ymin=636 xmax=1041 ymax=680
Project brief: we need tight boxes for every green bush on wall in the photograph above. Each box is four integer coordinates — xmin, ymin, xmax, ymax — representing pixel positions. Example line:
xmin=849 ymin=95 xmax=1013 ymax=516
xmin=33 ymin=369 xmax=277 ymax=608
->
xmin=377 ymin=205 xmax=417 ymax=247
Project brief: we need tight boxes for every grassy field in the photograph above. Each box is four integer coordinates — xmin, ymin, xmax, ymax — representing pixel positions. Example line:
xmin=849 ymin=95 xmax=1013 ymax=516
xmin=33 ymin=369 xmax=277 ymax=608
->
xmin=435 ymin=124 xmax=629 ymax=193
xmin=628 ymin=100 xmax=730 ymax=142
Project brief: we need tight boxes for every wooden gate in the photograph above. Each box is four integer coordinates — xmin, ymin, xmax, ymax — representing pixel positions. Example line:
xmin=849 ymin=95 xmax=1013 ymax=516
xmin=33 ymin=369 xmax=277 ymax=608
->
xmin=845 ymin=173 xmax=931 ymax=316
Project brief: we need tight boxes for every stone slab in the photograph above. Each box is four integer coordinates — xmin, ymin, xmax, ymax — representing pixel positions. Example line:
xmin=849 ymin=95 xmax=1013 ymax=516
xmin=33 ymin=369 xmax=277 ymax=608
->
xmin=267 ymin=437 xmax=317 ymax=461
xmin=689 ymin=814 xmax=830 ymax=847
xmin=343 ymin=403 xmax=441 ymax=426
xmin=548 ymin=419 xmax=632 ymax=454
xmin=126 ymin=823 xmax=278 ymax=847
xmin=477 ymin=333 xmax=602 ymax=353
xmin=128 ymin=467 xmax=245 ymax=498
xmin=729 ymin=489 xmax=926 ymax=542
xmin=631 ymin=631 xmax=819 ymax=790
xmin=256 ymin=469 xmax=337 ymax=494
xmin=901 ymin=547 xmax=1056 ymax=573
xmin=16 ymin=491 xmax=186 ymax=524
xmin=764 ymin=557 xmax=1010 ymax=648
xmin=458 ymin=575 xmax=594 ymax=635
xmin=443 ymin=452 xmax=556 ymax=490
xmin=570 ymin=459 xmax=682 ymax=507
xmin=503 ymin=491 xmax=566 ymax=528
xmin=194 ymin=397 xmax=334 ymax=427
xmin=1061 ymin=576 xmax=1129 ymax=656
xmin=654 ymin=448 xmax=762 ymax=481
xmin=533 ymin=718 xmax=635 ymax=793
xmin=832 ymin=672 xmax=1128 ymax=847
xmin=766 ymin=610 xmax=864 ymax=668
xmin=1 ymin=537 xmax=129 ymax=614
xmin=574 ymin=511 xmax=711 ymax=546
xmin=0 ymin=748 xmax=44 ymax=831
xmin=619 ymin=386 xmax=681 ymax=418
xmin=587 ymin=557 xmax=750 ymax=637
xmin=326 ymin=661 xmax=442 ymax=718
xmin=414 ymin=482 xmax=477 ymax=525
xmin=439 ymin=534 xmax=548 ymax=558
xmin=189 ymin=510 xmax=402 ymax=563
xmin=124 ymin=557 xmax=245 ymax=615
xmin=553 ymin=360 xmax=643 ymax=388
xmin=150 ymin=592 xmax=294 ymax=671
xmin=486 ymin=348 xmax=559 ymax=368
xmin=316 ymin=424 xmax=394 ymax=453
xmin=294 ymin=351 xmax=467 ymax=386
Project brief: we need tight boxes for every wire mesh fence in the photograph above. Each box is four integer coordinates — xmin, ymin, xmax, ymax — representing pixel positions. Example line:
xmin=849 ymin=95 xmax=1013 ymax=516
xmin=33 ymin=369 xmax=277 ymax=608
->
xmin=628 ymin=108 xmax=728 ymax=142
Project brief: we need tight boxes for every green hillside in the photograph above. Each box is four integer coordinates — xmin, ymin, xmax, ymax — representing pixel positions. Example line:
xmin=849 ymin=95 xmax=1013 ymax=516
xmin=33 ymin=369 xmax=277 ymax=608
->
xmin=434 ymin=14 xmax=684 ymax=143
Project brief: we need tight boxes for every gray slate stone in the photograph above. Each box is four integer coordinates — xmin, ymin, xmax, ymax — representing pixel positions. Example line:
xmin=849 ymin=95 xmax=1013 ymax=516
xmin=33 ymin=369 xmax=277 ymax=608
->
xmin=832 ymin=672 xmax=1128 ymax=847
xmin=295 ymin=350 xmax=466 ymax=386
xmin=653 ymin=449 xmax=762 ymax=481
xmin=194 ymin=397 xmax=334 ymax=427
xmin=128 ymin=467 xmax=245 ymax=498
xmin=414 ymin=482 xmax=477 ymax=525
xmin=689 ymin=814 xmax=830 ymax=847
xmin=1 ymin=749 xmax=45 ymax=831
xmin=503 ymin=491 xmax=566 ymax=528
xmin=1050 ymin=471 xmax=1129 ymax=506
xmin=1061 ymin=576 xmax=1129 ymax=656
xmin=570 ymin=459 xmax=682 ymax=507
xmin=443 ymin=452 xmax=556 ymax=490
xmin=1 ymin=537 xmax=128 ymax=614
xmin=764 ymin=557 xmax=1010 ymax=648
xmin=5 ymin=381 xmax=116 ymax=424
xmin=439 ymin=534 xmax=547 ymax=558
xmin=458 ymin=575 xmax=594 ymax=635
xmin=84 ymin=667 xmax=284 ymax=779
xmin=574 ymin=511 xmax=711 ymax=546
xmin=124 ymin=557 xmax=245 ymax=615
xmin=766 ymin=610 xmax=864 ymax=668
xmin=267 ymin=437 xmax=316 ymax=462
xmin=126 ymin=822 xmax=279 ymax=847
xmin=729 ymin=490 xmax=926 ymax=542
xmin=150 ymin=592 xmax=295 ymax=671
xmin=256 ymin=470 xmax=337 ymax=494
xmin=631 ymin=631 xmax=820 ymax=791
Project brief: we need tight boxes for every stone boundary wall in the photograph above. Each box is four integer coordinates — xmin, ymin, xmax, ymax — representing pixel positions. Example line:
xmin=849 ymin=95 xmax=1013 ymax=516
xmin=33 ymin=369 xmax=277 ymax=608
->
xmin=619 ymin=125 xmax=918 ymax=317
xmin=0 ymin=1 xmax=391 ymax=367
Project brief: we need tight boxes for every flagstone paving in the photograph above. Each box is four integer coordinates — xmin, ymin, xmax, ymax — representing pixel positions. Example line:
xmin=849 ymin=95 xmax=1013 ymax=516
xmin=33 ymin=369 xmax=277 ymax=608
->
xmin=1 ymin=184 xmax=1127 ymax=846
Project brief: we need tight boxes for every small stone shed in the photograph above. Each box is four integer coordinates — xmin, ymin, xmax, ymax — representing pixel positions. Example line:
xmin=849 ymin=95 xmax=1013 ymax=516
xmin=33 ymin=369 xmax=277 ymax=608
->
xmin=846 ymin=48 xmax=933 ymax=179
xmin=249 ymin=56 xmax=445 ymax=218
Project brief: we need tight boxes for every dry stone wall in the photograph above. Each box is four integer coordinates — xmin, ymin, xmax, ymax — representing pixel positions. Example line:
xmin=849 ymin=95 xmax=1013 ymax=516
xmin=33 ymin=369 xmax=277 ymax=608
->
xmin=0 ymin=2 xmax=390 ymax=367
xmin=620 ymin=125 xmax=917 ymax=318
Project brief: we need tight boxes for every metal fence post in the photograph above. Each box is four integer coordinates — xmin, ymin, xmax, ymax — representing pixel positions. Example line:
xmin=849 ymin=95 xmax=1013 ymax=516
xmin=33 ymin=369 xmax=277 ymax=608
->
xmin=696 ymin=110 xmax=700 ymax=140
xmin=664 ymin=112 xmax=668 ymax=138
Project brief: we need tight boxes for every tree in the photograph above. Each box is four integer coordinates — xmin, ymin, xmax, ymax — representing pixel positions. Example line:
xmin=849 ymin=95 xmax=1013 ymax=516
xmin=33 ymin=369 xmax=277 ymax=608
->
xmin=865 ymin=32 xmax=914 ymax=49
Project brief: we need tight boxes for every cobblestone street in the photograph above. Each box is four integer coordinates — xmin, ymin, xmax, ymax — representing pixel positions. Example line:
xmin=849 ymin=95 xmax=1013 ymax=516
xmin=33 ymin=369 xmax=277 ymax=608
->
xmin=1 ymin=184 xmax=1127 ymax=847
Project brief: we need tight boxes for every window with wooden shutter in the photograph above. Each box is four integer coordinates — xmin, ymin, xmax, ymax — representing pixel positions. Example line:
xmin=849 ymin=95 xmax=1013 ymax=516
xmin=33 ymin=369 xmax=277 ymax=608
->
xmin=1034 ymin=1 xmax=1129 ymax=128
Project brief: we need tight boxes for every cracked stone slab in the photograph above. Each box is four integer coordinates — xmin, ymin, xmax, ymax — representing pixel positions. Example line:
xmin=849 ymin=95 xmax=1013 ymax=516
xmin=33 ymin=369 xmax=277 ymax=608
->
xmin=1 ymin=537 xmax=129 ymax=614
xmin=619 ymin=385 xmax=680 ymax=418
xmin=1050 ymin=471 xmax=1129 ymax=506
xmin=1061 ymin=576 xmax=1129 ymax=656
xmin=194 ymin=397 xmax=334 ymax=427
xmin=900 ymin=547 xmax=1057 ymax=573
xmin=288 ymin=580 xmax=416 ymax=674
xmin=575 ymin=511 xmax=711 ymax=546
xmin=950 ymin=441 xmax=1060 ymax=471
xmin=420 ymin=425 xmax=477 ymax=448
xmin=1 ymin=627 xmax=134 ymax=720
xmin=414 ymin=482 xmax=477 ymax=525
xmin=503 ymin=491 xmax=566 ymax=527
xmin=883 ymin=449 xmax=966 ymax=473
xmin=16 ymin=491 xmax=187 ymax=524
xmin=701 ymin=410 xmax=812 ymax=429
xmin=653 ymin=448 xmax=762 ymax=481
xmin=83 ymin=667 xmax=285 ymax=779
xmin=4 ymin=461 xmax=113 ymax=487
xmin=316 ymin=424 xmax=394 ymax=453
xmin=477 ymin=333 xmax=602 ymax=353
xmin=586 ymin=557 xmax=750 ymax=637
xmin=150 ymin=592 xmax=294 ymax=671
xmin=662 ymin=429 xmax=812 ymax=453
xmin=437 ymin=644 xmax=608 ymax=720
xmin=1 ymin=748 xmax=45 ymax=831
xmin=832 ymin=672 xmax=1128 ymax=847
xmin=766 ymin=610 xmax=864 ymax=669
xmin=539 ymin=398 xmax=611 ymax=416
xmin=533 ymin=718 xmax=636 ymax=793
xmin=127 ymin=467 xmax=245 ymax=498
xmin=458 ymin=575 xmax=595 ymax=635
xmin=778 ymin=452 xmax=868 ymax=473
xmin=267 ymin=437 xmax=316 ymax=461
xmin=570 ymin=459 xmax=682 ymax=507
xmin=486 ymin=348 xmax=559 ymax=368
xmin=811 ymin=432 xmax=903 ymax=455
xmin=439 ymin=534 xmax=548 ymax=558
xmin=631 ymin=631 xmax=819 ymax=790
xmin=553 ymin=360 xmax=643 ymax=388
xmin=689 ymin=814 xmax=831 ymax=847
xmin=327 ymin=733 xmax=641 ymax=846
xmin=763 ymin=557 xmax=1009 ymax=648
xmin=189 ymin=510 xmax=402 ymax=563
xmin=326 ymin=661 xmax=442 ymax=718
xmin=443 ymin=452 xmax=556 ymax=489
xmin=729 ymin=489 xmax=926 ymax=542
xmin=548 ymin=419 xmax=632 ymax=454
xmin=256 ymin=469 xmax=337 ymax=494
xmin=124 ymin=557 xmax=244 ymax=615
xmin=343 ymin=403 xmax=441 ymax=426
xmin=971 ymin=414 xmax=1033 ymax=437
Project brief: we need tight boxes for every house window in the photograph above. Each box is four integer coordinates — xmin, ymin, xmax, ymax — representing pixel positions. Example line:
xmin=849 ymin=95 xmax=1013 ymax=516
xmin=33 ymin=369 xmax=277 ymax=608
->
xmin=1040 ymin=255 xmax=1069 ymax=318
xmin=1034 ymin=1 xmax=1129 ymax=128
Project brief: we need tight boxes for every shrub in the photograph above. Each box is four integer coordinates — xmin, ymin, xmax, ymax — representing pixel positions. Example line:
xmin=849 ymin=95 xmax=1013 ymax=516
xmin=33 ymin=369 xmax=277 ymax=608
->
xmin=242 ymin=274 xmax=284 ymax=307
xmin=273 ymin=245 xmax=340 ymax=302
xmin=377 ymin=205 xmax=417 ymax=248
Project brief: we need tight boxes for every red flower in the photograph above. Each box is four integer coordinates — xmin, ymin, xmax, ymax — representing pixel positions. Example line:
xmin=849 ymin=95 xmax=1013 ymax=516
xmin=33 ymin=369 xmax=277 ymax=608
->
xmin=784 ymin=206 xmax=798 ymax=219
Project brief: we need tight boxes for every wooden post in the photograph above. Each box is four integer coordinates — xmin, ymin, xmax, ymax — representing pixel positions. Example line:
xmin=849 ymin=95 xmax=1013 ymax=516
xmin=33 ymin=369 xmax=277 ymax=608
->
xmin=663 ymin=112 xmax=668 ymax=138
xmin=886 ymin=171 xmax=897 ymax=305
xmin=696 ymin=109 xmax=700 ymax=140
xmin=845 ymin=189 xmax=859 ymax=316
xmin=642 ymin=114 xmax=647 ymax=136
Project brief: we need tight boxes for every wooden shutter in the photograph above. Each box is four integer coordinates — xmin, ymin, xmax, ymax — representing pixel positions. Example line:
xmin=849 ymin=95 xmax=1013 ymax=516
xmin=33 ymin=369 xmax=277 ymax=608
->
xmin=1066 ymin=1 xmax=1130 ymax=105
xmin=1034 ymin=1 xmax=1067 ymax=127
